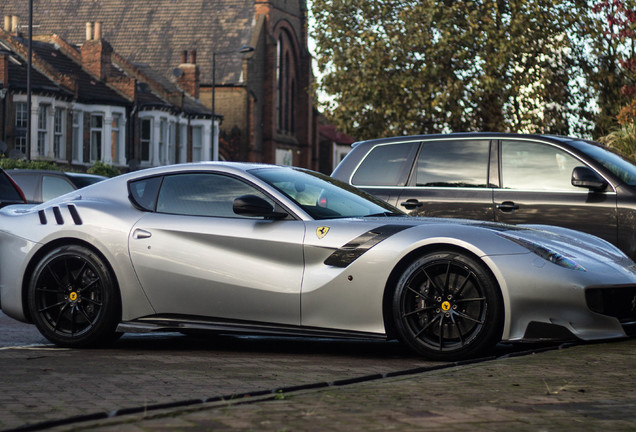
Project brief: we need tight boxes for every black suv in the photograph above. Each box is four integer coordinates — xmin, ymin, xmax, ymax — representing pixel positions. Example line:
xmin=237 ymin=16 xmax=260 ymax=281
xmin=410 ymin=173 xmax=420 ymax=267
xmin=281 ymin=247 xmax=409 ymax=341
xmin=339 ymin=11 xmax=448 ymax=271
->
xmin=332 ymin=133 xmax=636 ymax=259
xmin=0 ymin=169 xmax=26 ymax=208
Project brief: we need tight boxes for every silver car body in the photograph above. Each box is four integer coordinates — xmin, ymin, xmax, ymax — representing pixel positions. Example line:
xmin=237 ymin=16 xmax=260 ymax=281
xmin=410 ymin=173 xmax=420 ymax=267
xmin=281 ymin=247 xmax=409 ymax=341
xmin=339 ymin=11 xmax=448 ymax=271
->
xmin=1 ymin=162 xmax=635 ymax=358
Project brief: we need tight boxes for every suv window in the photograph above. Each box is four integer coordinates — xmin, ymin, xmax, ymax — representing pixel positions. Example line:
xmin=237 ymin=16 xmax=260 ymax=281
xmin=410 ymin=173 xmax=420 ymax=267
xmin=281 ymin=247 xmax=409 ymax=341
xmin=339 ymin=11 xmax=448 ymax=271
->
xmin=415 ymin=140 xmax=490 ymax=187
xmin=351 ymin=142 xmax=417 ymax=186
xmin=501 ymin=140 xmax=582 ymax=191
xmin=42 ymin=176 xmax=75 ymax=201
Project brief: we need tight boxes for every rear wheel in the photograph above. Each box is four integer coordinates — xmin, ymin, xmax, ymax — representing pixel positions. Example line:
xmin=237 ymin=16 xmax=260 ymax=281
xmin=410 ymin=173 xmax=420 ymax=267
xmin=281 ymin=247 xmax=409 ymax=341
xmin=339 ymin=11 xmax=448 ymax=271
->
xmin=392 ymin=251 xmax=503 ymax=360
xmin=27 ymin=245 xmax=121 ymax=347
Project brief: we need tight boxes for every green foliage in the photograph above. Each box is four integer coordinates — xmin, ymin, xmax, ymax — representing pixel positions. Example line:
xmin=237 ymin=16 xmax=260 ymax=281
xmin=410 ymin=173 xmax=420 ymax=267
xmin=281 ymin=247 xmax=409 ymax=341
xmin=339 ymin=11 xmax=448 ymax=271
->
xmin=87 ymin=161 xmax=121 ymax=178
xmin=0 ymin=157 xmax=61 ymax=171
xmin=599 ymin=124 xmax=636 ymax=161
xmin=311 ymin=0 xmax=579 ymax=140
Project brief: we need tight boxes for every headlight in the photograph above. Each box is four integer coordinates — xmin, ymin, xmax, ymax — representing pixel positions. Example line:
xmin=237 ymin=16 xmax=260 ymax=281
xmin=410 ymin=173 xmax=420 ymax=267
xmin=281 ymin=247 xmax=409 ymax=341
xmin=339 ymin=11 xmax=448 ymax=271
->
xmin=499 ymin=235 xmax=586 ymax=271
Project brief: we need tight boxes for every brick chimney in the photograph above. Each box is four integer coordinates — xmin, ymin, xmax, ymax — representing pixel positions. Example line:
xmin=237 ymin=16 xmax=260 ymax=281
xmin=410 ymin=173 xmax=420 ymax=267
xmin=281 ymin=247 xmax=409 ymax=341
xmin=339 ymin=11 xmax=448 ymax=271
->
xmin=81 ymin=21 xmax=113 ymax=80
xmin=176 ymin=49 xmax=200 ymax=98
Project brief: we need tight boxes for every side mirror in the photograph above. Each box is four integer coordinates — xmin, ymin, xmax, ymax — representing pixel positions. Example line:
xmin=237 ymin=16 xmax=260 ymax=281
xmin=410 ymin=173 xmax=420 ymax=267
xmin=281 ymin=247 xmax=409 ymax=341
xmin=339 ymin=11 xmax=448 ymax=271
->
xmin=233 ymin=195 xmax=287 ymax=219
xmin=571 ymin=166 xmax=607 ymax=192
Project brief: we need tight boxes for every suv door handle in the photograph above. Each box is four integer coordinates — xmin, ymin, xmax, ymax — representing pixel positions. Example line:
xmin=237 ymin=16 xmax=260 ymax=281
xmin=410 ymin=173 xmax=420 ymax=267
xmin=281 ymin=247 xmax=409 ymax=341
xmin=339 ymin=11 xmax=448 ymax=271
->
xmin=400 ymin=199 xmax=424 ymax=209
xmin=496 ymin=201 xmax=520 ymax=212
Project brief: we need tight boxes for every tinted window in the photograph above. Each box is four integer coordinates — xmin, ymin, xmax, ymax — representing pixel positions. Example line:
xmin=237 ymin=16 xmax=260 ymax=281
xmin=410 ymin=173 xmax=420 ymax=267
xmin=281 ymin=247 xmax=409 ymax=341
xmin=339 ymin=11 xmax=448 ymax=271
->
xmin=9 ymin=173 xmax=38 ymax=201
xmin=501 ymin=140 xmax=582 ymax=191
xmin=351 ymin=142 xmax=417 ymax=186
xmin=42 ymin=176 xmax=75 ymax=201
xmin=416 ymin=140 xmax=490 ymax=187
xmin=156 ymin=173 xmax=272 ymax=218
xmin=0 ymin=172 xmax=23 ymax=203
xmin=129 ymin=176 xmax=162 ymax=211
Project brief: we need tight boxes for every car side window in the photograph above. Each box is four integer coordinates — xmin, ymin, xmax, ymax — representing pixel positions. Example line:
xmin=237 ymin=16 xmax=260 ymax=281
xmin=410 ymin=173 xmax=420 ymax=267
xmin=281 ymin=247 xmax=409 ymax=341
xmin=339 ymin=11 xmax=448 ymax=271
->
xmin=501 ymin=141 xmax=582 ymax=191
xmin=351 ymin=142 xmax=417 ymax=186
xmin=415 ymin=140 xmax=491 ymax=187
xmin=42 ymin=176 xmax=75 ymax=202
xmin=156 ymin=173 xmax=274 ymax=218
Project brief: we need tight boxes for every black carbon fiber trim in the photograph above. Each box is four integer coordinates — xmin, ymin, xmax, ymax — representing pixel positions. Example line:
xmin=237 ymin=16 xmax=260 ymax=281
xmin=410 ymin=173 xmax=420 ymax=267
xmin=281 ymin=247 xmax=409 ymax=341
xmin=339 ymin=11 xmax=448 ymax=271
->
xmin=67 ymin=204 xmax=83 ymax=225
xmin=324 ymin=224 xmax=412 ymax=268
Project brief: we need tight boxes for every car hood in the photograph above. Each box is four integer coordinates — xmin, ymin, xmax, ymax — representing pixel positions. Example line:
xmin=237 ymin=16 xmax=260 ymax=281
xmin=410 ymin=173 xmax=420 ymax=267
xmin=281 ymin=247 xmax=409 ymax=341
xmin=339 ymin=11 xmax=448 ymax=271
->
xmin=354 ymin=215 xmax=634 ymax=272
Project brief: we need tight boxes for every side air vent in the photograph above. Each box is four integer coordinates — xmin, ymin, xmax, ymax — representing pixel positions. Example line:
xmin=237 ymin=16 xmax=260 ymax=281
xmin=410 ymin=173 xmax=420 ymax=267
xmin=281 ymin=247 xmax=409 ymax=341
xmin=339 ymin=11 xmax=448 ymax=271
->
xmin=38 ymin=210 xmax=47 ymax=225
xmin=67 ymin=204 xmax=83 ymax=225
xmin=52 ymin=206 xmax=64 ymax=224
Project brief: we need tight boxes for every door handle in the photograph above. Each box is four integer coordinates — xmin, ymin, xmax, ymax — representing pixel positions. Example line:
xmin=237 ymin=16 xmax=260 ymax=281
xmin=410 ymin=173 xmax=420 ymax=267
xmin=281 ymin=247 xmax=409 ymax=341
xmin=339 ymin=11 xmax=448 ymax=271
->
xmin=496 ymin=201 xmax=520 ymax=212
xmin=133 ymin=228 xmax=152 ymax=239
xmin=400 ymin=199 xmax=424 ymax=210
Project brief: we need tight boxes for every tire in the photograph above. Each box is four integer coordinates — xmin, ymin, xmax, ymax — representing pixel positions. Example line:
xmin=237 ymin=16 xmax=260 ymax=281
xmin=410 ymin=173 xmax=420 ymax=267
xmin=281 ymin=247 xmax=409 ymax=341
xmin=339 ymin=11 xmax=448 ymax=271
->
xmin=27 ymin=245 xmax=121 ymax=347
xmin=392 ymin=251 xmax=503 ymax=361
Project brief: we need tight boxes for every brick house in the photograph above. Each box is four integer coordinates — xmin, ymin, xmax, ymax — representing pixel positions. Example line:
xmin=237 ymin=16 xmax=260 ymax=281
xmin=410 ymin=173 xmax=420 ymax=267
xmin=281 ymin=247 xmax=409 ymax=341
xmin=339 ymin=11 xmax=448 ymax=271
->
xmin=0 ymin=18 xmax=213 ymax=170
xmin=0 ymin=0 xmax=320 ymax=169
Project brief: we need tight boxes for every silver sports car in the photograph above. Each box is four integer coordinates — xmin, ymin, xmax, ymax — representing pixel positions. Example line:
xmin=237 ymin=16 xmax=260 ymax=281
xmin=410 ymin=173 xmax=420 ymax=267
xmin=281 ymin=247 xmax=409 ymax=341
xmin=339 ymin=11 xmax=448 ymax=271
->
xmin=1 ymin=162 xmax=635 ymax=360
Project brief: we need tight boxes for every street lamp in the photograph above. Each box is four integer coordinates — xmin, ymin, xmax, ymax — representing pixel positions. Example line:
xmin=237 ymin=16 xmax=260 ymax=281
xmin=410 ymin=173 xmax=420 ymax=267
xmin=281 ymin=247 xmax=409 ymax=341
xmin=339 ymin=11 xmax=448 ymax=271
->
xmin=210 ymin=45 xmax=254 ymax=161
xmin=26 ymin=0 xmax=33 ymax=160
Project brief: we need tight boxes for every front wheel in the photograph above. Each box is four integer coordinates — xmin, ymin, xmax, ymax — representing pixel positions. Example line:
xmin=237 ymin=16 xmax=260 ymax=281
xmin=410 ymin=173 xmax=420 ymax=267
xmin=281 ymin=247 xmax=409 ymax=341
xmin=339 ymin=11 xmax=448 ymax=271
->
xmin=392 ymin=251 xmax=503 ymax=360
xmin=27 ymin=245 xmax=121 ymax=347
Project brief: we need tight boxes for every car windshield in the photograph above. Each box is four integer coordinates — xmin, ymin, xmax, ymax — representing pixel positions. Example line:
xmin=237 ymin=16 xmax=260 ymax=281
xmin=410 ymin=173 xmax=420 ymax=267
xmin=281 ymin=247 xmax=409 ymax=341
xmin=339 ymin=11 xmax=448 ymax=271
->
xmin=569 ymin=140 xmax=636 ymax=185
xmin=251 ymin=167 xmax=403 ymax=220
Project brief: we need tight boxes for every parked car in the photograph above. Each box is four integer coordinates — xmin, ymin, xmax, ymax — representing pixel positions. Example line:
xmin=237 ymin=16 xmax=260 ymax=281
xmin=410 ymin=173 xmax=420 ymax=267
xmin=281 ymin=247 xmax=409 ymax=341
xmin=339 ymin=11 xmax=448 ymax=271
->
xmin=0 ymin=168 xmax=26 ymax=208
xmin=1 ymin=162 xmax=636 ymax=360
xmin=8 ymin=170 xmax=106 ymax=203
xmin=332 ymin=133 xmax=636 ymax=260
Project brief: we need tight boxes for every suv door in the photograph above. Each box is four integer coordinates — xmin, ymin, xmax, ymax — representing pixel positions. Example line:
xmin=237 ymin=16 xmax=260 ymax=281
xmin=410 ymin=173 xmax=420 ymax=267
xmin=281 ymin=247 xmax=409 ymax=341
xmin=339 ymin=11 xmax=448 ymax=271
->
xmin=395 ymin=139 xmax=496 ymax=220
xmin=494 ymin=139 xmax=618 ymax=244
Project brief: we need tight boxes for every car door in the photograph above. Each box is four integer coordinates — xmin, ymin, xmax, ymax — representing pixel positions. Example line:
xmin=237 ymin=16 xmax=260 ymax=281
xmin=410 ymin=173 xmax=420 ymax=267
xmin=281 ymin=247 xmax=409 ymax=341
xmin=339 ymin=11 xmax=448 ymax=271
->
xmin=395 ymin=138 xmax=496 ymax=220
xmin=493 ymin=139 xmax=618 ymax=244
xmin=128 ymin=172 xmax=306 ymax=326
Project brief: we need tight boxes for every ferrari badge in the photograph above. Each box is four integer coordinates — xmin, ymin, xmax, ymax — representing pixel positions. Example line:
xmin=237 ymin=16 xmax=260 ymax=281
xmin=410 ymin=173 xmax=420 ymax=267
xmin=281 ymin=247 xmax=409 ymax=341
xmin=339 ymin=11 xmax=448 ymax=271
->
xmin=316 ymin=226 xmax=330 ymax=239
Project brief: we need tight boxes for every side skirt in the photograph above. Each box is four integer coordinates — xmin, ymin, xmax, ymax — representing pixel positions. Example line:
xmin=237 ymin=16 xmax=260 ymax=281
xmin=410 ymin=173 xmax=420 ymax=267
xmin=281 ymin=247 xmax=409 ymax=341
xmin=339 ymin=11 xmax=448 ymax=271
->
xmin=117 ymin=314 xmax=388 ymax=341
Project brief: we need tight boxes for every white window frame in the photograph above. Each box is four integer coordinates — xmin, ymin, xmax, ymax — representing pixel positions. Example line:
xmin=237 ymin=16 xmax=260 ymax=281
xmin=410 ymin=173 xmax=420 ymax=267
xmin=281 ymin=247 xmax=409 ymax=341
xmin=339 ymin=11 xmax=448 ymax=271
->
xmin=54 ymin=108 xmax=66 ymax=160
xmin=90 ymin=113 xmax=104 ymax=162
xmin=37 ymin=105 xmax=49 ymax=157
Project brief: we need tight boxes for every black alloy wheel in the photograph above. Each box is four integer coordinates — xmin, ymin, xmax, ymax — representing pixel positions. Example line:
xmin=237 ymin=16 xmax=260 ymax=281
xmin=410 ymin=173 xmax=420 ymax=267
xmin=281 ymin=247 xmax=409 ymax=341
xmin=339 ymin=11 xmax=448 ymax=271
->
xmin=27 ymin=245 xmax=121 ymax=347
xmin=392 ymin=251 xmax=503 ymax=360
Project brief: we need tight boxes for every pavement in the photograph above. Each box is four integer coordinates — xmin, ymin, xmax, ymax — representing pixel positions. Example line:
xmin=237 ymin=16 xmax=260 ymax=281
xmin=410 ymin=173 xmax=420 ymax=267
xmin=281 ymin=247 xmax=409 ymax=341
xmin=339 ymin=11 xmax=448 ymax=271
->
xmin=12 ymin=337 xmax=634 ymax=432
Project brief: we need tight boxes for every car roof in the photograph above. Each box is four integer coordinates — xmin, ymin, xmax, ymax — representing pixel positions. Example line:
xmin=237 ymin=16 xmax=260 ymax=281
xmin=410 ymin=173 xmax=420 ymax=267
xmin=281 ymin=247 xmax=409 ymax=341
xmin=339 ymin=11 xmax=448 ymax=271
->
xmin=351 ymin=132 xmax=578 ymax=148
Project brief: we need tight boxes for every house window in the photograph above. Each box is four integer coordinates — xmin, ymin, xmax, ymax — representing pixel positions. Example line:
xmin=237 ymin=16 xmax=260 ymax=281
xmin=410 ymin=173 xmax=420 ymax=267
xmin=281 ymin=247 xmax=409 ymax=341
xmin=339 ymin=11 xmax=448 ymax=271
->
xmin=54 ymin=108 xmax=65 ymax=159
xmin=14 ymin=102 xmax=27 ymax=154
xmin=141 ymin=118 xmax=152 ymax=163
xmin=192 ymin=126 xmax=203 ymax=162
xmin=37 ymin=105 xmax=49 ymax=156
xmin=72 ymin=111 xmax=83 ymax=162
xmin=90 ymin=114 xmax=103 ymax=161
xmin=111 ymin=114 xmax=122 ymax=164
xmin=16 ymin=102 xmax=28 ymax=128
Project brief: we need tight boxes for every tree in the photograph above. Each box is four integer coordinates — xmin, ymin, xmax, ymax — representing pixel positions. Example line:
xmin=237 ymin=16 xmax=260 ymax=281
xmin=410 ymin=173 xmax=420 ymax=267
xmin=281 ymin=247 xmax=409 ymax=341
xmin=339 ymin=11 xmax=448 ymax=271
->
xmin=575 ymin=0 xmax=636 ymax=138
xmin=311 ymin=0 xmax=578 ymax=139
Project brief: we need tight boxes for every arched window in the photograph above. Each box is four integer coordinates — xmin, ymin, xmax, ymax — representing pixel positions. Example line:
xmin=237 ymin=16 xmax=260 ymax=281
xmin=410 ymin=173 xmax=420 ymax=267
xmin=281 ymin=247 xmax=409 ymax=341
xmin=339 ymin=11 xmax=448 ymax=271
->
xmin=276 ymin=30 xmax=297 ymax=134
